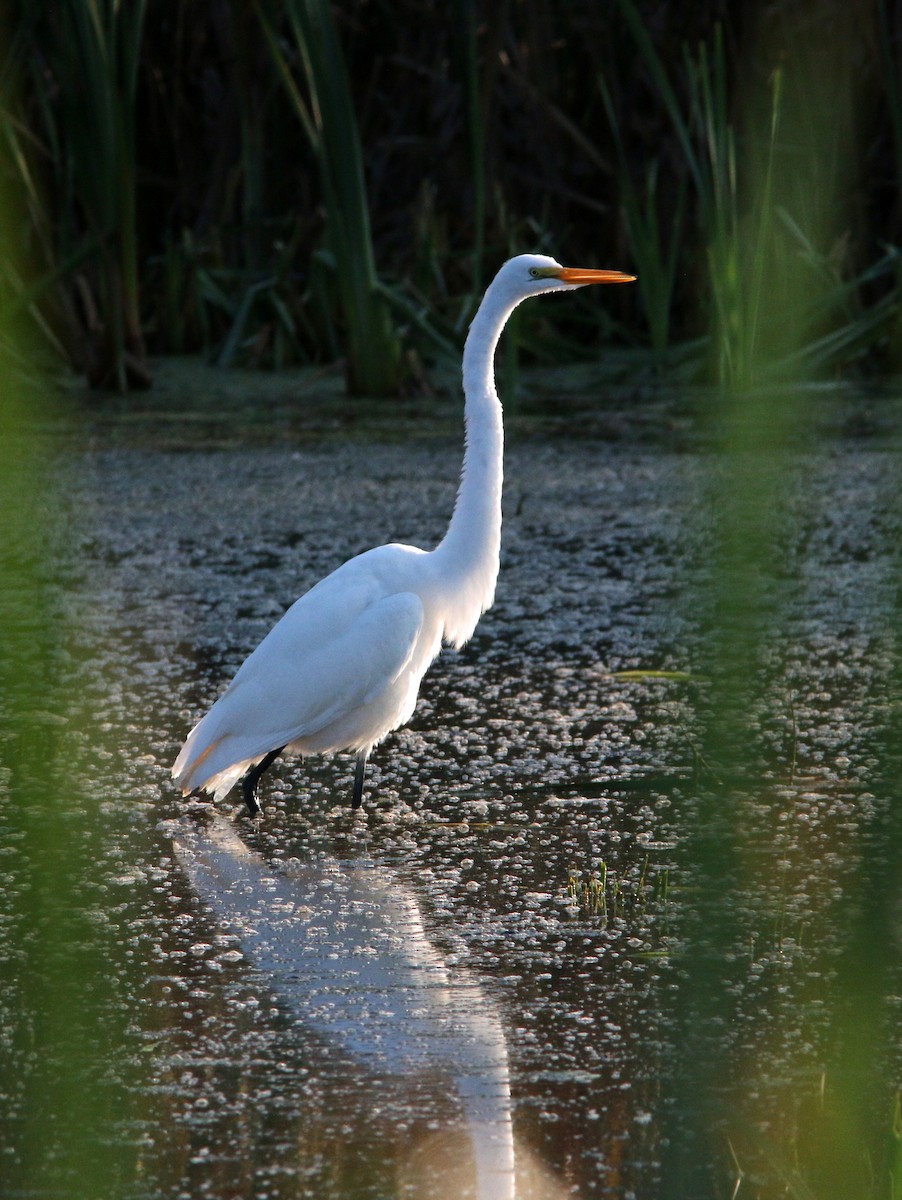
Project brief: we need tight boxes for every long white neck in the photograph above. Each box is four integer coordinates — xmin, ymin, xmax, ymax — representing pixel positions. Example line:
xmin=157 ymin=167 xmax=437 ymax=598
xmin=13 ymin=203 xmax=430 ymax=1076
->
xmin=434 ymin=281 xmax=517 ymax=647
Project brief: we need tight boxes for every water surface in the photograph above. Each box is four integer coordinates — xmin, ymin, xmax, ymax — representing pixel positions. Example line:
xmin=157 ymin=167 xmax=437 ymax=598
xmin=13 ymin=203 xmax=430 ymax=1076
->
xmin=2 ymin=373 xmax=898 ymax=1197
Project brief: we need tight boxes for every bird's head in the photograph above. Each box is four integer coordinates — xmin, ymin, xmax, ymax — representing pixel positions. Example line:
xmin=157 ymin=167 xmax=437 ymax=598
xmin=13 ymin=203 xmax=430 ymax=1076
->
xmin=496 ymin=253 xmax=636 ymax=302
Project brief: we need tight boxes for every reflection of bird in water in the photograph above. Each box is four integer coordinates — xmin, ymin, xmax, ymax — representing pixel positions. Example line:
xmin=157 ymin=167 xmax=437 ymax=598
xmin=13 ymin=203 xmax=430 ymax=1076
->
xmin=171 ymin=814 xmax=517 ymax=1199
xmin=172 ymin=255 xmax=635 ymax=814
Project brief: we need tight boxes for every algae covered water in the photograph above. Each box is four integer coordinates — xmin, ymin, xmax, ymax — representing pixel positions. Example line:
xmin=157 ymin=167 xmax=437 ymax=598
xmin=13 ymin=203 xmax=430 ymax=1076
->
xmin=1 ymin=377 xmax=899 ymax=1198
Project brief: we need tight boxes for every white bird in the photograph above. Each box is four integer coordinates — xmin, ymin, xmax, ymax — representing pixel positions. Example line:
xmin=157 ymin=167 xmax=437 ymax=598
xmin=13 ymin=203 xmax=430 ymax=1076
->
xmin=172 ymin=253 xmax=635 ymax=814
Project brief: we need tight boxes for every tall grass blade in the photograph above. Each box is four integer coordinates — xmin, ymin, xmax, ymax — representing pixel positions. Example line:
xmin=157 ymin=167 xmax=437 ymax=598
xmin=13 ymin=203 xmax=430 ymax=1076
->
xmin=31 ymin=1 xmax=149 ymax=389
xmin=612 ymin=0 xmax=703 ymax=199
xmin=259 ymin=0 xmax=401 ymax=396
xmin=598 ymin=70 xmax=684 ymax=359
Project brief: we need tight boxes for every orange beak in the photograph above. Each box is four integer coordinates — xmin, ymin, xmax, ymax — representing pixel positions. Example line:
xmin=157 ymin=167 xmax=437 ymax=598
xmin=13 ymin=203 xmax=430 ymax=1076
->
xmin=555 ymin=267 xmax=636 ymax=285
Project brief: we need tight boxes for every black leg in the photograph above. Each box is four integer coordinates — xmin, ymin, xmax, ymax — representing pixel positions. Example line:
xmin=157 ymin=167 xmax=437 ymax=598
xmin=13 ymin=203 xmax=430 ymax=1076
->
xmin=241 ymin=745 xmax=285 ymax=815
xmin=352 ymin=752 xmax=368 ymax=810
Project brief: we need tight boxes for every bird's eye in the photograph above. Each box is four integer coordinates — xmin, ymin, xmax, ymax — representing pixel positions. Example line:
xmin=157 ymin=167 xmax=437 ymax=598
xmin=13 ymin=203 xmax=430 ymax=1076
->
xmin=529 ymin=268 xmax=540 ymax=278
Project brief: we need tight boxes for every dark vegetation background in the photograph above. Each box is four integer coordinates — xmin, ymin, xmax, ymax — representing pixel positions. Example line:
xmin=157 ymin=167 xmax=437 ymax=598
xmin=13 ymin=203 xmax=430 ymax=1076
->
xmin=3 ymin=0 xmax=902 ymax=393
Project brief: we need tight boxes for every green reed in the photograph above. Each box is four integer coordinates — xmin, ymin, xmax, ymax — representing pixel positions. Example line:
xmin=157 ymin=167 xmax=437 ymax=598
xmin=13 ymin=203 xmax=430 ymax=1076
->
xmin=612 ymin=0 xmax=900 ymax=390
xmin=35 ymin=1 xmax=148 ymax=389
xmin=260 ymin=0 xmax=401 ymax=396
xmin=598 ymin=71 xmax=685 ymax=363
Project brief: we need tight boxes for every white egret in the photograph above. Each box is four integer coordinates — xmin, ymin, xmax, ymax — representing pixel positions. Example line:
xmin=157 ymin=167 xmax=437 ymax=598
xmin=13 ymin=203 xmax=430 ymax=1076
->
xmin=172 ymin=253 xmax=635 ymax=814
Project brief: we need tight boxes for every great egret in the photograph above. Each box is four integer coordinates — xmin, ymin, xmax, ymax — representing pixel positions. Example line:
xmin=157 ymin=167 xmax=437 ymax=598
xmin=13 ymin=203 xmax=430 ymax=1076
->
xmin=172 ymin=253 xmax=635 ymax=814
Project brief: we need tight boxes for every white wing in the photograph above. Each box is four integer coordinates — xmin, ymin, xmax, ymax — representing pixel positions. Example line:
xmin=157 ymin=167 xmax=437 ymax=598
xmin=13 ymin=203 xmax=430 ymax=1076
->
xmin=173 ymin=548 xmax=427 ymax=795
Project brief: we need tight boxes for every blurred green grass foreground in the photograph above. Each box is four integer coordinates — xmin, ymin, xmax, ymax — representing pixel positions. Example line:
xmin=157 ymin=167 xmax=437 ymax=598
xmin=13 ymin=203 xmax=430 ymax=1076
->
xmin=1 ymin=3 xmax=900 ymax=1198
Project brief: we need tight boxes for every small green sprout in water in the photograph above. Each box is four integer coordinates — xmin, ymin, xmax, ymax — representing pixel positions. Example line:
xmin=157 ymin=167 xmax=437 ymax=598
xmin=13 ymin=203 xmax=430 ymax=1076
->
xmin=565 ymin=855 xmax=671 ymax=926
xmin=566 ymin=863 xmax=608 ymax=918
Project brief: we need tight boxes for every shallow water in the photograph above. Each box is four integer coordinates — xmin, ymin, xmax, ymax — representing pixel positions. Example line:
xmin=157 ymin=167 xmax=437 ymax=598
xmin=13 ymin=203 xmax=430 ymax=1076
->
xmin=1 ymin=377 xmax=899 ymax=1198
